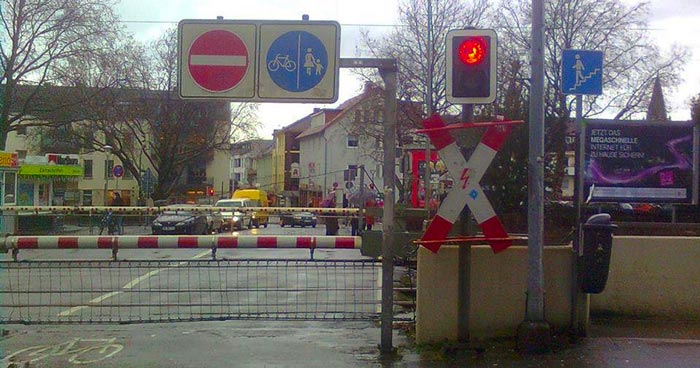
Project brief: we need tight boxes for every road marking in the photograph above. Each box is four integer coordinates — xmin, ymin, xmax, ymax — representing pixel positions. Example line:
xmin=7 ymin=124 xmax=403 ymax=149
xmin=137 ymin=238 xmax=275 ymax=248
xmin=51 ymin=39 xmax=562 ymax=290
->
xmin=122 ymin=269 xmax=162 ymax=289
xmin=90 ymin=291 xmax=123 ymax=303
xmin=58 ymin=250 xmax=213 ymax=317
xmin=57 ymin=306 xmax=88 ymax=317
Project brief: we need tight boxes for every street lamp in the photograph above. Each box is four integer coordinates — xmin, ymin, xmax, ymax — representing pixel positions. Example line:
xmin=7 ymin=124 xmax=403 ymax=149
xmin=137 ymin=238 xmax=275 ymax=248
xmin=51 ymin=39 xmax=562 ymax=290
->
xmin=103 ymin=145 xmax=113 ymax=206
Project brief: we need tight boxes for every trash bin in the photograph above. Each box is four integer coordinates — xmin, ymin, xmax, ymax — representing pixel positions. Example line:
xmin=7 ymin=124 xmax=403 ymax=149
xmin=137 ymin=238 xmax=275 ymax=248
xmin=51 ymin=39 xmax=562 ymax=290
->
xmin=579 ymin=213 xmax=617 ymax=294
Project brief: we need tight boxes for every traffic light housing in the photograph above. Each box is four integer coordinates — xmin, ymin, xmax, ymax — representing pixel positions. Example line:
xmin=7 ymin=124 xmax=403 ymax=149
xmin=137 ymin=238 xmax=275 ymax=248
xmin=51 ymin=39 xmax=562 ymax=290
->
xmin=446 ymin=29 xmax=497 ymax=104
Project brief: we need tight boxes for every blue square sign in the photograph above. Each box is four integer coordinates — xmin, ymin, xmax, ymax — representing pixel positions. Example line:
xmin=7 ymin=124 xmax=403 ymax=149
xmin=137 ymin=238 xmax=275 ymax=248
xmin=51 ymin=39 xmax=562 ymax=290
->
xmin=562 ymin=49 xmax=603 ymax=95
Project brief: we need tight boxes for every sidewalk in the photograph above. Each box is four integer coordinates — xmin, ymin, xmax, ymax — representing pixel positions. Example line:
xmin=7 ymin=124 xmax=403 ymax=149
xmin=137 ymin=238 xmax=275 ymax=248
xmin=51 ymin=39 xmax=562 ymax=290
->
xmin=3 ymin=320 xmax=700 ymax=367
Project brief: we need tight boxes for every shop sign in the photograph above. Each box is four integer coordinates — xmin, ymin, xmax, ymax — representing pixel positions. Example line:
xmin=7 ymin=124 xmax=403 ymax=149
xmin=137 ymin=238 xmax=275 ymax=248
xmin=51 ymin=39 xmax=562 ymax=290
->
xmin=46 ymin=153 xmax=79 ymax=165
xmin=20 ymin=165 xmax=83 ymax=176
xmin=0 ymin=152 xmax=18 ymax=168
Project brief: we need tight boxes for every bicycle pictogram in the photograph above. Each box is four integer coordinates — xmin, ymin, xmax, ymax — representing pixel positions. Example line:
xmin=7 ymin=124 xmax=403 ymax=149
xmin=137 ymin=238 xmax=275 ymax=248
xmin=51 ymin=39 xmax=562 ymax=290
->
xmin=4 ymin=337 xmax=124 ymax=365
xmin=268 ymin=54 xmax=297 ymax=72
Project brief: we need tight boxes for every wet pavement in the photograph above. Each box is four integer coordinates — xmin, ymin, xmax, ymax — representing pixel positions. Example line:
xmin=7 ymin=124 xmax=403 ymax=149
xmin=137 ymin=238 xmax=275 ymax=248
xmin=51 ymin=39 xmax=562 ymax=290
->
xmin=2 ymin=318 xmax=700 ymax=367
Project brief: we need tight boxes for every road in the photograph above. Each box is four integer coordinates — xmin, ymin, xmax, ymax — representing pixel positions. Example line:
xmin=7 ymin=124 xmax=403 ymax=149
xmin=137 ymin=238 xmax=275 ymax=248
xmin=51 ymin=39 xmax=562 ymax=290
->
xmin=0 ymin=221 xmax=397 ymax=367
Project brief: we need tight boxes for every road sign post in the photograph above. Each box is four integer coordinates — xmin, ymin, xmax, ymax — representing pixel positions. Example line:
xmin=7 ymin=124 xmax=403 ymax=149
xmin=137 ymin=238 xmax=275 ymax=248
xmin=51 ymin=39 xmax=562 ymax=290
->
xmin=562 ymin=48 xmax=603 ymax=337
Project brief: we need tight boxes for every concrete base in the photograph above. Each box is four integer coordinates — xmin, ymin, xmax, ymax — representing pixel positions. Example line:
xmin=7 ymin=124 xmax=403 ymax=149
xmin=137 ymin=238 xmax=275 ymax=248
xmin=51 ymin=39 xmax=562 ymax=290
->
xmin=516 ymin=320 xmax=552 ymax=354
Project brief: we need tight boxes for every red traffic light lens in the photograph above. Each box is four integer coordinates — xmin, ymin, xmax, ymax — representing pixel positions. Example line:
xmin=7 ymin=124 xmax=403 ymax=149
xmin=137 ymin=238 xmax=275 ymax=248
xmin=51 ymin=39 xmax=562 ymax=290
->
xmin=458 ymin=37 xmax=487 ymax=65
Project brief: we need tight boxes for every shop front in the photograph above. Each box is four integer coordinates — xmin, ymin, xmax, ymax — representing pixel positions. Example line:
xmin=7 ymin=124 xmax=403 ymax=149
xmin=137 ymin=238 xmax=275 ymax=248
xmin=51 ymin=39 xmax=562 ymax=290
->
xmin=0 ymin=152 xmax=19 ymax=234
xmin=16 ymin=155 xmax=83 ymax=234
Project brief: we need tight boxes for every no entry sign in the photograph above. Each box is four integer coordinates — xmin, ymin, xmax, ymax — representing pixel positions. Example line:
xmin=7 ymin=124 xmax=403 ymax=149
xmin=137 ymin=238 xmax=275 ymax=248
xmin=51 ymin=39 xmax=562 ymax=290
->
xmin=188 ymin=30 xmax=249 ymax=92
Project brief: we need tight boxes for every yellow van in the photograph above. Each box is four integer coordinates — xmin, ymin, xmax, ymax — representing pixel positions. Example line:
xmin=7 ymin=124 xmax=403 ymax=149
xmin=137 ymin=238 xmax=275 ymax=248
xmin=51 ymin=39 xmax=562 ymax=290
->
xmin=232 ymin=189 xmax=269 ymax=228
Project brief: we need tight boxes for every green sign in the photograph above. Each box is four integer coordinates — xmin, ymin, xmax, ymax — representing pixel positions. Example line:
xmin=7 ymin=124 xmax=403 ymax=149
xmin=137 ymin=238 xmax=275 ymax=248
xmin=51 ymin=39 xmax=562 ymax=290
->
xmin=19 ymin=165 xmax=83 ymax=176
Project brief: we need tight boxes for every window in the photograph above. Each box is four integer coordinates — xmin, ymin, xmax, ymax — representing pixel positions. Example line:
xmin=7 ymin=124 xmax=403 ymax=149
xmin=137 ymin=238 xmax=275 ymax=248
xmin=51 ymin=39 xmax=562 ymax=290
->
xmin=83 ymin=190 xmax=93 ymax=206
xmin=347 ymin=134 xmax=359 ymax=148
xmin=105 ymin=159 xmax=114 ymax=178
xmin=3 ymin=172 xmax=16 ymax=205
xmin=84 ymin=159 xmax=93 ymax=179
xmin=234 ymin=158 xmax=242 ymax=167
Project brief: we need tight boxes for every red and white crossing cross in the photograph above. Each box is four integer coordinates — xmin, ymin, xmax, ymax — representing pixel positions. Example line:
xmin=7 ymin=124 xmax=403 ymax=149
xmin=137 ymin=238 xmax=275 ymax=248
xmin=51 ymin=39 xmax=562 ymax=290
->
xmin=188 ymin=29 xmax=250 ymax=92
xmin=420 ymin=114 xmax=514 ymax=253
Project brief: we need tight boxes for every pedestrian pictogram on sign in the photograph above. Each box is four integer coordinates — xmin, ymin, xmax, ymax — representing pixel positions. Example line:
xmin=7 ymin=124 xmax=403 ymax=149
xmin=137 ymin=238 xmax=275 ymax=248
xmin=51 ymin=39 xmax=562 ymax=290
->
xmin=416 ymin=114 xmax=523 ymax=253
xmin=561 ymin=49 xmax=603 ymax=95
xmin=188 ymin=30 xmax=250 ymax=92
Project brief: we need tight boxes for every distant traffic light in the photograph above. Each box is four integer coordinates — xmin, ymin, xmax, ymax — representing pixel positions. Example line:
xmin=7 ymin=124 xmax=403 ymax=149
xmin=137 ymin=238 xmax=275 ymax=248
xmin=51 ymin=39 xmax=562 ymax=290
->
xmin=446 ymin=29 xmax=497 ymax=104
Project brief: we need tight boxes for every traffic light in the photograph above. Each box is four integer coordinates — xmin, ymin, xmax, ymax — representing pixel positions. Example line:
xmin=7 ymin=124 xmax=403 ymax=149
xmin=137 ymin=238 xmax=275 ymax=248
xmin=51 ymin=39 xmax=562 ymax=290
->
xmin=446 ymin=29 xmax=497 ymax=104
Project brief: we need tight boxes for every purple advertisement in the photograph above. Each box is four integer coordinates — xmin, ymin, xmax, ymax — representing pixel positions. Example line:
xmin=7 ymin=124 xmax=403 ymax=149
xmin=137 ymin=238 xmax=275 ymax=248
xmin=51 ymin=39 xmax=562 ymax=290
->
xmin=583 ymin=120 xmax=698 ymax=203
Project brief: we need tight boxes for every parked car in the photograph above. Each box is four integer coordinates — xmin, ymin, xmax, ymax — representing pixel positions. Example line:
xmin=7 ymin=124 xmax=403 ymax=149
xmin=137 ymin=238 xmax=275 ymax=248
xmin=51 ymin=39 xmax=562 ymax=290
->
xmin=279 ymin=211 xmax=317 ymax=228
xmin=152 ymin=206 xmax=209 ymax=235
xmin=215 ymin=199 xmax=252 ymax=231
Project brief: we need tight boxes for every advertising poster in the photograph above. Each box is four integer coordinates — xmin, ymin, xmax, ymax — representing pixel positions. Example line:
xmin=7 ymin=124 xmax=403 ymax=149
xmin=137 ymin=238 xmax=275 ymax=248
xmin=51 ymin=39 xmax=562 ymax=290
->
xmin=583 ymin=119 xmax=698 ymax=203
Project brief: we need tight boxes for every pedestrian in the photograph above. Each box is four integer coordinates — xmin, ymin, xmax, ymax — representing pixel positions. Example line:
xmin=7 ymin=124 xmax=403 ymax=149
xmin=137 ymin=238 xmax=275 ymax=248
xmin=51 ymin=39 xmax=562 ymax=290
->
xmin=350 ymin=214 xmax=359 ymax=236
xmin=110 ymin=191 xmax=124 ymax=235
xmin=325 ymin=197 xmax=339 ymax=236
xmin=364 ymin=198 xmax=376 ymax=231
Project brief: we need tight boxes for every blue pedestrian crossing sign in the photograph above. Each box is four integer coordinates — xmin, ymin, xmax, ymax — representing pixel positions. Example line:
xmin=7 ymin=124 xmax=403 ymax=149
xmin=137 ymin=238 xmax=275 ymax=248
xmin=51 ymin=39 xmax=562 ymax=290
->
xmin=562 ymin=49 xmax=603 ymax=95
xmin=258 ymin=21 xmax=340 ymax=103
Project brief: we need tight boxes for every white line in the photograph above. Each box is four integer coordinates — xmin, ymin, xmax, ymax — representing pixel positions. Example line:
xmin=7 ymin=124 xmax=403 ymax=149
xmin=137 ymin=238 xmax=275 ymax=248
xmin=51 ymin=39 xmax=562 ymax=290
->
xmin=89 ymin=291 xmax=123 ymax=303
xmin=57 ymin=250 xmax=213 ymax=316
xmin=122 ymin=269 xmax=162 ymax=289
xmin=57 ymin=305 xmax=88 ymax=317
xmin=190 ymin=55 xmax=246 ymax=66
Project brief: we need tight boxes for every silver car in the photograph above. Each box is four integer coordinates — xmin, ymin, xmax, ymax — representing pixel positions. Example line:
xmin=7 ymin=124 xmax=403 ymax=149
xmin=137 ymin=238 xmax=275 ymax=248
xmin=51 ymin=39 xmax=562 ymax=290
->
xmin=215 ymin=199 xmax=252 ymax=231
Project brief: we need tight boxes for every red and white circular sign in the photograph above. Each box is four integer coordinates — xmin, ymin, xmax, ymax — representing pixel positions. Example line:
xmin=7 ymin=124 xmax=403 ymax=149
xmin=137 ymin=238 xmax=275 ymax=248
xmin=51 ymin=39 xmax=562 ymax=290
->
xmin=188 ymin=30 xmax=249 ymax=92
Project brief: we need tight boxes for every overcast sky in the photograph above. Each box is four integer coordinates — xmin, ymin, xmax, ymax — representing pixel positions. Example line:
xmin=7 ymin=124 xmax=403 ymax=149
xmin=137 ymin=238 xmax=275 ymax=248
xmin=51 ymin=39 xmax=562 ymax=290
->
xmin=117 ymin=0 xmax=700 ymax=137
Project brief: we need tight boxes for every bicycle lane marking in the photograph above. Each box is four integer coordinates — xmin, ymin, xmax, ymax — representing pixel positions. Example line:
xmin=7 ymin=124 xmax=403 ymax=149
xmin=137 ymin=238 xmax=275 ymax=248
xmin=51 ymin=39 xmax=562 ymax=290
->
xmin=57 ymin=250 xmax=212 ymax=316
xmin=3 ymin=337 xmax=124 ymax=365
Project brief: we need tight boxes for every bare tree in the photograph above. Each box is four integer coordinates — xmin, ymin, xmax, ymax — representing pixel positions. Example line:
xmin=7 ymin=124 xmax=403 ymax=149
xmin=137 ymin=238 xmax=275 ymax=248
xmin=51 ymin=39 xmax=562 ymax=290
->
xmin=356 ymin=0 xmax=491 ymax=116
xmin=0 ymin=0 xmax=124 ymax=150
xmin=70 ymin=28 xmax=260 ymax=200
xmin=496 ymin=0 xmax=689 ymax=197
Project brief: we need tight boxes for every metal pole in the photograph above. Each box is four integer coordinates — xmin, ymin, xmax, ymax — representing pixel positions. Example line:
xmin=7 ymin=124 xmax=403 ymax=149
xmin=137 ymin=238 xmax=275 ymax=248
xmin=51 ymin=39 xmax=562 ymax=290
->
xmin=517 ymin=0 xmax=552 ymax=352
xmin=359 ymin=165 xmax=365 ymax=232
xmin=379 ymin=62 xmax=397 ymax=354
xmin=457 ymin=104 xmax=473 ymax=344
xmin=425 ymin=0 xmax=433 ymax=217
xmin=573 ymin=95 xmax=588 ymax=335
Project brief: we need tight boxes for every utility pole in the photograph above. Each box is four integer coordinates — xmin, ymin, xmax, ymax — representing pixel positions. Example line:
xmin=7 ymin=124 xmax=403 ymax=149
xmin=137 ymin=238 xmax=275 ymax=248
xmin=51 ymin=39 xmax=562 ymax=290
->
xmin=517 ymin=0 xmax=552 ymax=352
xmin=425 ymin=0 xmax=433 ymax=216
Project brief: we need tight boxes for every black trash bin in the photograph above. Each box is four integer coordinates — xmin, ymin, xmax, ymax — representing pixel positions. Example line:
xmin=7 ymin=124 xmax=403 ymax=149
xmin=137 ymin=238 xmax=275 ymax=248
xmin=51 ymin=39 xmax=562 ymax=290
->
xmin=579 ymin=213 xmax=617 ymax=294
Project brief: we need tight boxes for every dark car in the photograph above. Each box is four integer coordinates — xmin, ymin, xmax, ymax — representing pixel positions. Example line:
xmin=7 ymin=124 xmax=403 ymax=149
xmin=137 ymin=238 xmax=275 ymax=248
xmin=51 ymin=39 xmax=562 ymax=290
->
xmin=280 ymin=211 xmax=317 ymax=228
xmin=152 ymin=206 xmax=209 ymax=235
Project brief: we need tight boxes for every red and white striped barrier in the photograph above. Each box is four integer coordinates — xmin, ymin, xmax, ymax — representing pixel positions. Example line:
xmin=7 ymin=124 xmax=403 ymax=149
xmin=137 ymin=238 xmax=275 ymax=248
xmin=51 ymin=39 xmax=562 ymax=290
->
xmin=5 ymin=235 xmax=361 ymax=250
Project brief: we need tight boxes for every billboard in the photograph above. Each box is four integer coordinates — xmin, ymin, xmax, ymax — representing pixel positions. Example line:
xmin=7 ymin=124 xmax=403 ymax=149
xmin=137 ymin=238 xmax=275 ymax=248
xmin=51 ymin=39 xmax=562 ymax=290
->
xmin=583 ymin=119 xmax=698 ymax=204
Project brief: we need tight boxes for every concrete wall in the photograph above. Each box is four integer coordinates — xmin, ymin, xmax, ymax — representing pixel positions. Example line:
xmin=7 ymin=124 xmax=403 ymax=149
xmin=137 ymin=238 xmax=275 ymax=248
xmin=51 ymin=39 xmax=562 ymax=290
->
xmin=415 ymin=236 xmax=700 ymax=343
xmin=416 ymin=245 xmax=573 ymax=343
xmin=590 ymin=236 xmax=700 ymax=319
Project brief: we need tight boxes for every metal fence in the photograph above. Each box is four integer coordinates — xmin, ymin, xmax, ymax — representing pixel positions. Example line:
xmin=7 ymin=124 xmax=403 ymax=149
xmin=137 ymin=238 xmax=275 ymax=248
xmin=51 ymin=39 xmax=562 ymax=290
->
xmin=0 ymin=259 xmax=384 ymax=324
